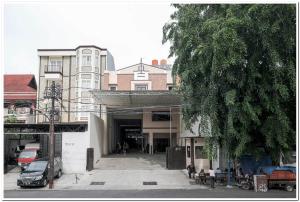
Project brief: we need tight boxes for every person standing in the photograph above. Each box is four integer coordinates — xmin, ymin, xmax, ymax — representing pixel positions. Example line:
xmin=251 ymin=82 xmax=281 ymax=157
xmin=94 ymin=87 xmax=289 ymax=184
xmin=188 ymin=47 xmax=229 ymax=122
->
xmin=146 ymin=144 xmax=150 ymax=154
xmin=125 ymin=142 xmax=129 ymax=153
xmin=123 ymin=142 xmax=127 ymax=155
xmin=117 ymin=142 xmax=121 ymax=154
xmin=209 ymin=168 xmax=215 ymax=188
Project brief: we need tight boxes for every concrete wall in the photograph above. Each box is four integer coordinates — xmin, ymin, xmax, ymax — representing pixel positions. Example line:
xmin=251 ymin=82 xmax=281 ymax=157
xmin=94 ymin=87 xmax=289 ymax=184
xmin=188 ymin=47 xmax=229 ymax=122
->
xmin=185 ymin=138 xmax=210 ymax=173
xmin=61 ymin=112 xmax=106 ymax=173
xmin=62 ymin=132 xmax=89 ymax=173
xmin=143 ymin=108 xmax=179 ymax=129
xmin=88 ymin=113 xmax=104 ymax=164
xmin=148 ymin=74 xmax=167 ymax=90
xmin=103 ymin=73 xmax=110 ymax=90
xmin=117 ymin=74 xmax=134 ymax=90
xmin=142 ymin=108 xmax=180 ymax=154
xmin=106 ymin=63 xmax=173 ymax=91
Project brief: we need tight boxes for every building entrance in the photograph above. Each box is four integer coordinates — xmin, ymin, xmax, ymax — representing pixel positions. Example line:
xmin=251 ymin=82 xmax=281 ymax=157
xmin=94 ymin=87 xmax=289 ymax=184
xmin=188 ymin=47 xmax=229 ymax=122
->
xmin=115 ymin=119 xmax=144 ymax=153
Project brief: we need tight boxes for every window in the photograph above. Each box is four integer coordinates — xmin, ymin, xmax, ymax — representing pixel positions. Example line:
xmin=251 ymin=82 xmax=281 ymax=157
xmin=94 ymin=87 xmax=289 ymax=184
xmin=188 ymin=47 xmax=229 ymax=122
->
xmin=187 ymin=146 xmax=191 ymax=158
xmin=110 ymin=86 xmax=116 ymax=91
xmin=134 ymin=72 xmax=148 ymax=80
xmin=48 ymin=60 xmax=62 ymax=72
xmin=168 ymin=86 xmax=173 ymax=91
xmin=81 ymin=98 xmax=91 ymax=104
xmin=81 ymin=66 xmax=92 ymax=72
xmin=95 ymin=81 xmax=99 ymax=89
xmin=135 ymin=84 xmax=148 ymax=91
xmin=95 ymin=66 xmax=99 ymax=73
xmin=76 ymin=57 xmax=79 ymax=68
xmin=81 ymin=105 xmax=90 ymax=117
xmin=195 ymin=146 xmax=207 ymax=159
xmin=82 ymin=49 xmax=92 ymax=54
xmin=95 ymin=75 xmax=99 ymax=80
xmin=81 ymin=74 xmax=92 ymax=79
xmin=81 ymin=91 xmax=91 ymax=97
xmin=152 ymin=111 xmax=171 ymax=121
xmin=82 ymin=80 xmax=91 ymax=88
xmin=16 ymin=107 xmax=30 ymax=114
xmin=95 ymin=55 xmax=99 ymax=67
xmin=100 ymin=55 xmax=106 ymax=70
xmin=82 ymin=55 xmax=91 ymax=66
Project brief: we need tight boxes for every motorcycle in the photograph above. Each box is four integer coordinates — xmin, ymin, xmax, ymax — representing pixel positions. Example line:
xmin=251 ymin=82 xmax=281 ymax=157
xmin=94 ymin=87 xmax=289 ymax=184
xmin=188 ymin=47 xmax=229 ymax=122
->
xmin=238 ymin=174 xmax=254 ymax=190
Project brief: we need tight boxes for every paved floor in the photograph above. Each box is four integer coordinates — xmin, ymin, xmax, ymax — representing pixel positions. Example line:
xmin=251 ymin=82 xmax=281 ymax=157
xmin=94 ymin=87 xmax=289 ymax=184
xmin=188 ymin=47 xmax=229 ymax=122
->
xmin=95 ymin=153 xmax=166 ymax=170
xmin=4 ymin=153 xmax=202 ymax=191
xmin=4 ymin=188 xmax=296 ymax=198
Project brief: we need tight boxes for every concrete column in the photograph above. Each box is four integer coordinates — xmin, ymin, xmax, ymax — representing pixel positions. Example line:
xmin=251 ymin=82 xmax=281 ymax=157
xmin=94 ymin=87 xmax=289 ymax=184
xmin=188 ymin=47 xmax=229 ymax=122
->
xmin=107 ymin=114 xmax=111 ymax=154
xmin=102 ymin=105 xmax=108 ymax=155
xmin=149 ymin=132 xmax=153 ymax=155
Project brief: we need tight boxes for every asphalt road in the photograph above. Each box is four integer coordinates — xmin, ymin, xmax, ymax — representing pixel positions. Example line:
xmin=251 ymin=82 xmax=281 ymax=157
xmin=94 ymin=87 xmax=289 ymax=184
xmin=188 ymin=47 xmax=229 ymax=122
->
xmin=4 ymin=188 xmax=296 ymax=198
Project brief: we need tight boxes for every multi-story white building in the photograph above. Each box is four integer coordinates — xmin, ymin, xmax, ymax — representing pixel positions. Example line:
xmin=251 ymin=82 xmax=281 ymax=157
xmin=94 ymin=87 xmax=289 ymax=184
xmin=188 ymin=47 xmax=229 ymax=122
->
xmin=37 ymin=45 xmax=115 ymax=123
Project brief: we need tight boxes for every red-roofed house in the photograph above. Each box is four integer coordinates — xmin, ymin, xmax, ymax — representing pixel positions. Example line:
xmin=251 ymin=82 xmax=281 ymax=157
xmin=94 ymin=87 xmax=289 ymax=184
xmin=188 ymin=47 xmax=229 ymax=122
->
xmin=4 ymin=74 xmax=37 ymax=123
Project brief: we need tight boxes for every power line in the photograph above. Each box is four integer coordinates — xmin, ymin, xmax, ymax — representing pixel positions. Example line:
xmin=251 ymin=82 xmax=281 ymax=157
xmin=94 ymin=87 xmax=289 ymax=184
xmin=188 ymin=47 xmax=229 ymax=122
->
xmin=6 ymin=109 xmax=184 ymax=117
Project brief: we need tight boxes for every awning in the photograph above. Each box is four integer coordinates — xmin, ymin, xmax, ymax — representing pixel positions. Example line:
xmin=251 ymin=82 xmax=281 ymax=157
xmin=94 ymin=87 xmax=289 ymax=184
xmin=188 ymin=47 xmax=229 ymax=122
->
xmin=91 ymin=90 xmax=182 ymax=107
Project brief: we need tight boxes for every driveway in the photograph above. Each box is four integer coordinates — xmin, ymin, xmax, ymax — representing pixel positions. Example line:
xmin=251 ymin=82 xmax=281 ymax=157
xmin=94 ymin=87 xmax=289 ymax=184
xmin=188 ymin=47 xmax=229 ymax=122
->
xmin=4 ymin=153 xmax=202 ymax=190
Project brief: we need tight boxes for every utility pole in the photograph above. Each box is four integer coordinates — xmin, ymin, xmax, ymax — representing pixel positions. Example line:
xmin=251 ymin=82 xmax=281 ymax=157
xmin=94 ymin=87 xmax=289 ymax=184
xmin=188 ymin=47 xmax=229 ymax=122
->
xmin=44 ymin=81 xmax=62 ymax=189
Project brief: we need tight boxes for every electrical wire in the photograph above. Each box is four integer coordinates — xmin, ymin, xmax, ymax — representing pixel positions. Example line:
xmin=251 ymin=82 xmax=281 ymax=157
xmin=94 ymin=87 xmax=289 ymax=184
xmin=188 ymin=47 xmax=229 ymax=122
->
xmin=6 ymin=108 xmax=184 ymax=118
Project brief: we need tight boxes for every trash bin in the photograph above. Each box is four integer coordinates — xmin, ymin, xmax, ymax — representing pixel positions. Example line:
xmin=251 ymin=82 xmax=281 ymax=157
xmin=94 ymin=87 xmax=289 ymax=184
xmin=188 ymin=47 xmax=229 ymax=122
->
xmin=253 ymin=175 xmax=268 ymax=192
xmin=86 ymin=148 xmax=94 ymax=171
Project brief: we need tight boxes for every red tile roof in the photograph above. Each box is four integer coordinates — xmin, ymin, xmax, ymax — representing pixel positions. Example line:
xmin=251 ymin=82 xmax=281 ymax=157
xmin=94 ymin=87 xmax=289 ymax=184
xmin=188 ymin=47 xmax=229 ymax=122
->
xmin=4 ymin=74 xmax=37 ymax=100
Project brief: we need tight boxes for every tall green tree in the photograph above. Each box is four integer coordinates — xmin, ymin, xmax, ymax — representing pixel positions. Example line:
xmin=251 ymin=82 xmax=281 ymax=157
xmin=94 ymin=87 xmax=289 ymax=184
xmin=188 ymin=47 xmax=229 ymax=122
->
xmin=163 ymin=4 xmax=296 ymax=161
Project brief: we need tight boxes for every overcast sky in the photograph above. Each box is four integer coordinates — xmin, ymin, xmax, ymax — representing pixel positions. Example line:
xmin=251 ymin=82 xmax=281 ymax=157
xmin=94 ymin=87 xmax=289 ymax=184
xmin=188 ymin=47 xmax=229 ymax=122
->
xmin=4 ymin=3 xmax=176 ymax=78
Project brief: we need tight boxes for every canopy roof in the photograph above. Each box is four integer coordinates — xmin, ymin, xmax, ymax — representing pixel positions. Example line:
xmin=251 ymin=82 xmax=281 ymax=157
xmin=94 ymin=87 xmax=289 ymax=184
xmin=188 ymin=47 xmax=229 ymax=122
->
xmin=91 ymin=90 xmax=182 ymax=107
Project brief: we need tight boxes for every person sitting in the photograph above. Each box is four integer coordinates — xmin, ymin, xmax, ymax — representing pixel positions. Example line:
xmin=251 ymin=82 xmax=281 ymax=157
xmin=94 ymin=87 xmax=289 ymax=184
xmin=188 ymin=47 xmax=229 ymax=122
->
xmin=187 ymin=164 xmax=196 ymax=179
xmin=199 ymin=169 xmax=206 ymax=184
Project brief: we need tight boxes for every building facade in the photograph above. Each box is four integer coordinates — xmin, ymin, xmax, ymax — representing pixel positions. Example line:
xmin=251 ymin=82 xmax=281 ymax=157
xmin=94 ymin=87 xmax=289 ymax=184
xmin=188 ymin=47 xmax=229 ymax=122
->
xmin=91 ymin=59 xmax=183 ymax=155
xmin=37 ymin=45 xmax=115 ymax=123
xmin=4 ymin=74 xmax=37 ymax=124
xmin=36 ymin=45 xmax=214 ymax=172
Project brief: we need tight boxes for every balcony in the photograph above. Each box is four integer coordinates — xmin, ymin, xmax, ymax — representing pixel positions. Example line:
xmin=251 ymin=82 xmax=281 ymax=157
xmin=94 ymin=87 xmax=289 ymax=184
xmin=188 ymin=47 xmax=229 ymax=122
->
xmin=4 ymin=113 xmax=35 ymax=124
xmin=44 ymin=65 xmax=62 ymax=80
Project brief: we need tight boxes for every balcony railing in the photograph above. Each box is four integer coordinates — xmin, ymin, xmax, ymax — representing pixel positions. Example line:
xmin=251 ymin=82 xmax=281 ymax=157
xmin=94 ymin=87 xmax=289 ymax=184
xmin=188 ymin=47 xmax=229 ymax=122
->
xmin=45 ymin=65 xmax=62 ymax=73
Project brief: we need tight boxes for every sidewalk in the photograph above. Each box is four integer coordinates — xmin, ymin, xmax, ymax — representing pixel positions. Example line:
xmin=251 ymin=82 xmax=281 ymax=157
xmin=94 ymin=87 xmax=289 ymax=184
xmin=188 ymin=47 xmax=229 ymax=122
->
xmin=5 ymin=154 xmax=210 ymax=191
xmin=4 ymin=168 xmax=209 ymax=191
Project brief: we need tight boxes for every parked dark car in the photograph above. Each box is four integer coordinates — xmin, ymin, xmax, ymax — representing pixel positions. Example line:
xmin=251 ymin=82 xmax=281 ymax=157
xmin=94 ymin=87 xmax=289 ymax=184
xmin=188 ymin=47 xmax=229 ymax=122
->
xmin=17 ymin=157 xmax=62 ymax=187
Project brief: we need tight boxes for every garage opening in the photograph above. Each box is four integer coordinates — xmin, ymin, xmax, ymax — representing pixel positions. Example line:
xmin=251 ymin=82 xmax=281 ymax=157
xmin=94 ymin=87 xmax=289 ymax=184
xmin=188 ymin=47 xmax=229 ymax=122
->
xmin=115 ymin=119 xmax=143 ymax=153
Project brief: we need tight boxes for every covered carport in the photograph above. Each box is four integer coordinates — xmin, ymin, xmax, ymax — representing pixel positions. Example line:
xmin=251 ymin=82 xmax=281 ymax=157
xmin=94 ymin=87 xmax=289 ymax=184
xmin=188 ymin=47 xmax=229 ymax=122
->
xmin=4 ymin=123 xmax=87 ymax=173
xmin=91 ymin=90 xmax=183 ymax=155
